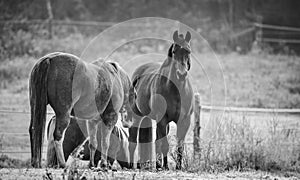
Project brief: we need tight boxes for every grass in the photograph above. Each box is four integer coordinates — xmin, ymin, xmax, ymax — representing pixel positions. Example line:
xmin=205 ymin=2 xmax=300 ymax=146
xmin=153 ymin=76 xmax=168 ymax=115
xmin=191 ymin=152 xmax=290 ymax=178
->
xmin=168 ymin=111 xmax=300 ymax=174
xmin=0 ymin=155 xmax=30 ymax=168
xmin=1 ymin=50 xmax=299 ymax=111
xmin=0 ymin=168 xmax=296 ymax=179
xmin=0 ymin=30 xmax=300 ymax=175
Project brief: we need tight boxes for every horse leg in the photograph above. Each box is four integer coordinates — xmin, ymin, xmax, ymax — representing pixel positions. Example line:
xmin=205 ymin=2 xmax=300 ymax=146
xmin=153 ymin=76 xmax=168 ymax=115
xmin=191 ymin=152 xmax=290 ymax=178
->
xmin=53 ymin=113 xmax=70 ymax=168
xmin=87 ymin=120 xmax=98 ymax=168
xmin=107 ymin=128 xmax=119 ymax=170
xmin=128 ymin=115 xmax=141 ymax=169
xmin=46 ymin=117 xmax=57 ymax=167
xmin=98 ymin=111 xmax=118 ymax=171
xmin=156 ymin=121 xmax=168 ymax=170
xmin=139 ymin=117 xmax=153 ymax=169
xmin=175 ymin=116 xmax=191 ymax=170
xmin=161 ymin=124 xmax=170 ymax=170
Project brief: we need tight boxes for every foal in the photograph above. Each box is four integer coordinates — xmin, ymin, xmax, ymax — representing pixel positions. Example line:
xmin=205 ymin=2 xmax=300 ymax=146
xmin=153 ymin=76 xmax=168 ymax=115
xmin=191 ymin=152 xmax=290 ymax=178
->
xmin=47 ymin=116 xmax=130 ymax=169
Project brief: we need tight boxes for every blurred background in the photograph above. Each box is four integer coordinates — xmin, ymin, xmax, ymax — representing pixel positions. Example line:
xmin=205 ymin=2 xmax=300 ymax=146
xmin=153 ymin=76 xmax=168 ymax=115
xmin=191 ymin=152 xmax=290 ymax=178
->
xmin=1 ymin=0 xmax=300 ymax=58
xmin=0 ymin=0 xmax=300 ymax=174
xmin=1 ymin=0 xmax=300 ymax=108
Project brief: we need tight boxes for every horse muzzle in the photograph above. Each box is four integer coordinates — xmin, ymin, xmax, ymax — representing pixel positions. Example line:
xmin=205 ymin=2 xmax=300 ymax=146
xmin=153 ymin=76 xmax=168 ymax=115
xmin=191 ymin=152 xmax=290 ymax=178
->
xmin=120 ymin=112 xmax=133 ymax=128
xmin=176 ymin=70 xmax=188 ymax=81
xmin=122 ymin=120 xmax=133 ymax=128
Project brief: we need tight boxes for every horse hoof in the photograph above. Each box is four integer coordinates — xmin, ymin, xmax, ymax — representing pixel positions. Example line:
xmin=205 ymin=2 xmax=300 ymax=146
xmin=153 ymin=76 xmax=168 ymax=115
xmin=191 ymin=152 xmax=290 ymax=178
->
xmin=91 ymin=167 xmax=102 ymax=172
xmin=129 ymin=163 xmax=134 ymax=169
xmin=101 ymin=167 xmax=108 ymax=172
xmin=175 ymin=166 xmax=181 ymax=170
xmin=112 ymin=168 xmax=117 ymax=172
xmin=156 ymin=167 xmax=163 ymax=171
xmin=59 ymin=164 xmax=66 ymax=169
xmin=156 ymin=162 xmax=162 ymax=169
xmin=89 ymin=162 xmax=95 ymax=169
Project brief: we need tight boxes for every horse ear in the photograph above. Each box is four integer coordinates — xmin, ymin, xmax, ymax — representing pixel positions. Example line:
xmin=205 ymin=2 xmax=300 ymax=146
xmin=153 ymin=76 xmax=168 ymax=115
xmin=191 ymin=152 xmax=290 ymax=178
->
xmin=185 ymin=31 xmax=191 ymax=42
xmin=109 ymin=62 xmax=118 ymax=71
xmin=168 ymin=44 xmax=173 ymax=57
xmin=173 ymin=30 xmax=178 ymax=42
xmin=187 ymin=58 xmax=191 ymax=71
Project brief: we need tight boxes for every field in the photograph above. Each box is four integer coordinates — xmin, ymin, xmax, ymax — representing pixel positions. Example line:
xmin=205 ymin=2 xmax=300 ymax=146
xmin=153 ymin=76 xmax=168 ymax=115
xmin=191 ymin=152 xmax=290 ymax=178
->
xmin=0 ymin=29 xmax=300 ymax=179
xmin=0 ymin=168 xmax=298 ymax=180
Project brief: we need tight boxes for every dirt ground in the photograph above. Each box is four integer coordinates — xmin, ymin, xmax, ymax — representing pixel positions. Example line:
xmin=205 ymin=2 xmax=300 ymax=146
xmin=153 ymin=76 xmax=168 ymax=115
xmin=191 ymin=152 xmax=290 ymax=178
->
xmin=0 ymin=168 xmax=299 ymax=180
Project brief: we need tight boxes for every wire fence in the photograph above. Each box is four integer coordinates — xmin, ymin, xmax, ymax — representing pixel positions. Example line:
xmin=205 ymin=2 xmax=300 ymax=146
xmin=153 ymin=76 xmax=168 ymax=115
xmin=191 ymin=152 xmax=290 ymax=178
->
xmin=0 ymin=105 xmax=300 ymax=155
xmin=1 ymin=19 xmax=300 ymax=156
xmin=254 ymin=22 xmax=300 ymax=44
xmin=2 ymin=19 xmax=300 ymax=44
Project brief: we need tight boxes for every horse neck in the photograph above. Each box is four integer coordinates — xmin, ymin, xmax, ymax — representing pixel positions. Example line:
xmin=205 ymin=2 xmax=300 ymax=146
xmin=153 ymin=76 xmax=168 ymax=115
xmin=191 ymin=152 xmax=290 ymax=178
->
xmin=119 ymin=70 xmax=133 ymax=103
xmin=159 ymin=57 xmax=186 ymax=89
xmin=119 ymin=71 xmax=128 ymax=95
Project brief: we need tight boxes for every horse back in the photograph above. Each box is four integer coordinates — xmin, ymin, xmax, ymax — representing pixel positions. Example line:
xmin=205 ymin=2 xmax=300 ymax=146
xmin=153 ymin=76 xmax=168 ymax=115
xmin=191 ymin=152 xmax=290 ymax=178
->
xmin=131 ymin=62 xmax=161 ymax=115
xmin=45 ymin=53 xmax=81 ymax=113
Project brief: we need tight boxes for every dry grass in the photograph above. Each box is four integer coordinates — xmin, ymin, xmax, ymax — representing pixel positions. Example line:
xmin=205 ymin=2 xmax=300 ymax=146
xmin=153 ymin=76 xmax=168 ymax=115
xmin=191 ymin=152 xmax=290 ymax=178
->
xmin=1 ymin=51 xmax=299 ymax=110
xmin=0 ymin=167 xmax=298 ymax=179
xmin=0 ymin=30 xmax=300 ymax=177
xmin=165 ymin=111 xmax=300 ymax=174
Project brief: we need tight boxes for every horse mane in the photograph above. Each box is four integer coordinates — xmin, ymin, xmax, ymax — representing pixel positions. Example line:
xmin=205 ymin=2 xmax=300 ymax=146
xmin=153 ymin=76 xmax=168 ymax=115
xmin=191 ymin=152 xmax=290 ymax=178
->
xmin=159 ymin=43 xmax=174 ymax=71
xmin=106 ymin=61 xmax=133 ymax=95
xmin=108 ymin=61 xmax=119 ymax=72
xmin=132 ymin=77 xmax=139 ymax=89
xmin=168 ymin=44 xmax=173 ymax=58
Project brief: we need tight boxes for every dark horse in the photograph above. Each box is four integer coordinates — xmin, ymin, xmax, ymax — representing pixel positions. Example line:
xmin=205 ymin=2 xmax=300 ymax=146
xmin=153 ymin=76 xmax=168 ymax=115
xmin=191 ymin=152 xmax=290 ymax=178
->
xmin=129 ymin=31 xmax=194 ymax=170
xmin=47 ymin=116 xmax=130 ymax=169
xmin=29 ymin=52 xmax=135 ymax=169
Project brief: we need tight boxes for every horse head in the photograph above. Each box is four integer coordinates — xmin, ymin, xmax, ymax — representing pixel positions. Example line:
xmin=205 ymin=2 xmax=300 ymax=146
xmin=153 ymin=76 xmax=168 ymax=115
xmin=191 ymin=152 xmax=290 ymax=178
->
xmin=115 ymin=63 xmax=136 ymax=128
xmin=168 ymin=30 xmax=191 ymax=81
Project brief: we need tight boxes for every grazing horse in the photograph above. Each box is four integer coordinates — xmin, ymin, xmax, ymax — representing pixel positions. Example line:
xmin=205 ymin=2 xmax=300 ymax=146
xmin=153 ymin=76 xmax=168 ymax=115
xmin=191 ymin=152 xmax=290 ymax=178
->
xmin=129 ymin=31 xmax=194 ymax=170
xmin=29 ymin=52 xmax=135 ymax=169
xmin=47 ymin=116 xmax=130 ymax=169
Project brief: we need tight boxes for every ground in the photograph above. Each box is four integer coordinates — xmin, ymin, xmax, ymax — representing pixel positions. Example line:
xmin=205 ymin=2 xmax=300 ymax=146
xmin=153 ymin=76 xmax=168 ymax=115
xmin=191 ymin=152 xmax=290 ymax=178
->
xmin=0 ymin=168 xmax=299 ymax=180
xmin=0 ymin=51 xmax=300 ymax=178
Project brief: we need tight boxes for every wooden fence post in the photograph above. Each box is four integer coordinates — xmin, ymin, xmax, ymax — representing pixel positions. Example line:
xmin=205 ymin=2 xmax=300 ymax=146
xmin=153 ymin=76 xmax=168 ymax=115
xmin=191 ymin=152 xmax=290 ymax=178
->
xmin=46 ymin=0 xmax=53 ymax=39
xmin=193 ymin=93 xmax=201 ymax=159
xmin=255 ymin=16 xmax=263 ymax=45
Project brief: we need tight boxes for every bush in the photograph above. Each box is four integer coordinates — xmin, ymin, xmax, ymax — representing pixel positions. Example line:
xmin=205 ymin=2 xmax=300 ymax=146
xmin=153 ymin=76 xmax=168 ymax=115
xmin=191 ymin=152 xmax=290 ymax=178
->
xmin=0 ymin=28 xmax=35 ymax=60
xmin=178 ymin=113 xmax=300 ymax=173
xmin=0 ymin=155 xmax=30 ymax=168
xmin=0 ymin=56 xmax=35 ymax=88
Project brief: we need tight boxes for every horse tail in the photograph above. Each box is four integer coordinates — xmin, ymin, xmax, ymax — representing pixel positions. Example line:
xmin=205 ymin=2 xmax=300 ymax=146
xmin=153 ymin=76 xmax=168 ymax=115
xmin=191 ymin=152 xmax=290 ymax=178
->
xmin=46 ymin=116 xmax=57 ymax=167
xmin=29 ymin=56 xmax=51 ymax=168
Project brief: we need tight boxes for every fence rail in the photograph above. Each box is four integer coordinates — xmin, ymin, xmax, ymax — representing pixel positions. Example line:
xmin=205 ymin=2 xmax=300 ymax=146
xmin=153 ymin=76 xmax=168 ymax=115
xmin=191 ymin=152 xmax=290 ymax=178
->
xmin=2 ymin=19 xmax=300 ymax=46
xmin=201 ymin=105 xmax=300 ymax=113
xmin=254 ymin=23 xmax=300 ymax=32
xmin=0 ymin=19 xmax=116 ymax=27
xmin=0 ymin=151 xmax=46 ymax=154
xmin=254 ymin=22 xmax=300 ymax=44
xmin=0 ymin=109 xmax=54 ymax=115
xmin=1 ymin=106 xmax=300 ymax=116
xmin=1 ymin=103 xmax=300 ymax=155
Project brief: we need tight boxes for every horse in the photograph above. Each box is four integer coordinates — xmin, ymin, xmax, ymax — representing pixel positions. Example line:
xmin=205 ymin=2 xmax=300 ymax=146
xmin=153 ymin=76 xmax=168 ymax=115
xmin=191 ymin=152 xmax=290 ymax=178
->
xmin=128 ymin=30 xmax=194 ymax=170
xmin=29 ymin=52 xmax=135 ymax=169
xmin=47 ymin=116 xmax=130 ymax=169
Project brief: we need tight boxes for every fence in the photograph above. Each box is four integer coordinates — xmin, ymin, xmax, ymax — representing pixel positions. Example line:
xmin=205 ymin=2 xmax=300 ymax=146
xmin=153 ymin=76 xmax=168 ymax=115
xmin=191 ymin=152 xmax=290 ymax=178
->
xmin=1 ymin=19 xmax=300 ymax=159
xmin=1 ymin=94 xmax=300 ymax=159
xmin=2 ymin=19 xmax=300 ymax=54
xmin=253 ymin=23 xmax=300 ymax=44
